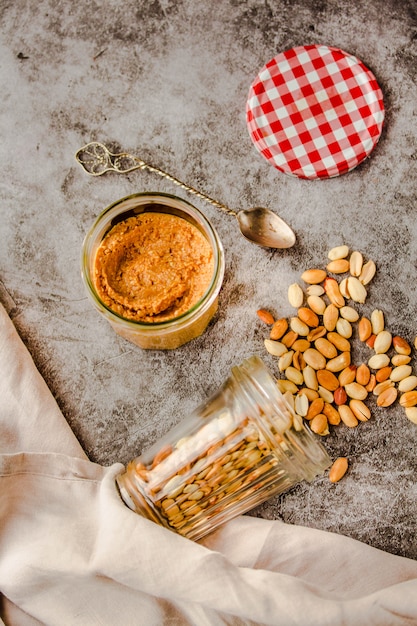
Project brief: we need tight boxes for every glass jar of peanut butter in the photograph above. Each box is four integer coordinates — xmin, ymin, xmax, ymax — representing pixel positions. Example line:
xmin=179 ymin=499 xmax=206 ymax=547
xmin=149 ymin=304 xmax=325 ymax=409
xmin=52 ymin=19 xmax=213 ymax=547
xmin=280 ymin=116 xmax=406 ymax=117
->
xmin=116 ymin=356 xmax=331 ymax=541
xmin=81 ymin=193 xmax=224 ymax=349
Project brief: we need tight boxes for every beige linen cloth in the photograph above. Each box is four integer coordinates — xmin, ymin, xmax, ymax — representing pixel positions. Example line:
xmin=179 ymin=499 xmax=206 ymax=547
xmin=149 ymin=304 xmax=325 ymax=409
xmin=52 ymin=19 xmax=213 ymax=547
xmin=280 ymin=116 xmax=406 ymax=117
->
xmin=1 ymin=301 xmax=417 ymax=626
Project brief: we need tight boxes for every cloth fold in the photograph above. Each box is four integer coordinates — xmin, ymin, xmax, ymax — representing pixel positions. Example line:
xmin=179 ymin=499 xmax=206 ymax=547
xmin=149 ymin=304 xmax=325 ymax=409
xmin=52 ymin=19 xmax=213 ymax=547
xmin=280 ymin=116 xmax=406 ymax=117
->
xmin=1 ymin=302 xmax=417 ymax=626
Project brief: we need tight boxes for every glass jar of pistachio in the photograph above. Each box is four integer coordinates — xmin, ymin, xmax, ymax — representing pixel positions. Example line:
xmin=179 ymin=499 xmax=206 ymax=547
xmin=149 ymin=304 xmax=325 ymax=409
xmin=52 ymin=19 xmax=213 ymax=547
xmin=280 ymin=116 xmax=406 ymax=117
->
xmin=116 ymin=356 xmax=331 ymax=541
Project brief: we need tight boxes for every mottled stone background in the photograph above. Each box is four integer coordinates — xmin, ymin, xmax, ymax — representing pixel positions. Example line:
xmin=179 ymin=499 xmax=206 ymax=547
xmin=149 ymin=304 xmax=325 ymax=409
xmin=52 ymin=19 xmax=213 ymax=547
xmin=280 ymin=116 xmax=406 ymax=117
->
xmin=1 ymin=0 xmax=416 ymax=558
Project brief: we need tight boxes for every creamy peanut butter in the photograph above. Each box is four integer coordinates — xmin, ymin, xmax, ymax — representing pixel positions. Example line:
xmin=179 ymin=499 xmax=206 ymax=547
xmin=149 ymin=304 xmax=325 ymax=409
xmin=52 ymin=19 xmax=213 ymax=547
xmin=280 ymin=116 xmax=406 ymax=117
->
xmin=93 ymin=212 xmax=214 ymax=322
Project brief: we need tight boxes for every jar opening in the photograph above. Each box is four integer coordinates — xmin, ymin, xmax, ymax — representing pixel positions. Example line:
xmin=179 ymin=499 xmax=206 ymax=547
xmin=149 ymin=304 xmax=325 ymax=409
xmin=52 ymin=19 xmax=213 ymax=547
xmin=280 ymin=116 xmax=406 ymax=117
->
xmin=230 ymin=357 xmax=331 ymax=481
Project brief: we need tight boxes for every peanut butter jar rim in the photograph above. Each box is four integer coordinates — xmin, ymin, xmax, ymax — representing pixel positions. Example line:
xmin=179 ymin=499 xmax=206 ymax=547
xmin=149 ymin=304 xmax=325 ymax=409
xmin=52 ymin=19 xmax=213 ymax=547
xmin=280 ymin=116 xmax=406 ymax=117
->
xmin=81 ymin=192 xmax=225 ymax=330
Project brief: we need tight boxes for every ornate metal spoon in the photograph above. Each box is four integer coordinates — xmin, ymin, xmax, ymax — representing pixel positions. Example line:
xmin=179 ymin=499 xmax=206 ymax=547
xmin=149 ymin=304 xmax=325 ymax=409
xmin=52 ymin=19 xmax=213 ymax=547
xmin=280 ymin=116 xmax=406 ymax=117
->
xmin=75 ymin=141 xmax=296 ymax=249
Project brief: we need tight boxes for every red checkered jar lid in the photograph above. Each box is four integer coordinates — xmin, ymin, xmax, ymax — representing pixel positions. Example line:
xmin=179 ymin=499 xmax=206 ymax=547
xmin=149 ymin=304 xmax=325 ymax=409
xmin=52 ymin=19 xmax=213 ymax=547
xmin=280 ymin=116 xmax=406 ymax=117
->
xmin=246 ymin=45 xmax=385 ymax=179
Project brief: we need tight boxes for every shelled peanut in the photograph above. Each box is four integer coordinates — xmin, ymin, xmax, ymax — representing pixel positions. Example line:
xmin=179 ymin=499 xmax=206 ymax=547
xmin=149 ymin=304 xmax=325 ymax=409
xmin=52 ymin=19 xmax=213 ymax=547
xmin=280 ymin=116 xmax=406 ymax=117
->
xmin=257 ymin=245 xmax=417 ymax=448
xmin=329 ymin=457 xmax=349 ymax=483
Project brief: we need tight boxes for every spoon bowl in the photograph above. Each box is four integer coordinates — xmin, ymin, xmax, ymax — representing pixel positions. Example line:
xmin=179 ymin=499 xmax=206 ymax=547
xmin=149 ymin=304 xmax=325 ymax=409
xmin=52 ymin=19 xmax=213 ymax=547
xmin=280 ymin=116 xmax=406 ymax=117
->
xmin=75 ymin=142 xmax=296 ymax=249
xmin=237 ymin=207 xmax=296 ymax=248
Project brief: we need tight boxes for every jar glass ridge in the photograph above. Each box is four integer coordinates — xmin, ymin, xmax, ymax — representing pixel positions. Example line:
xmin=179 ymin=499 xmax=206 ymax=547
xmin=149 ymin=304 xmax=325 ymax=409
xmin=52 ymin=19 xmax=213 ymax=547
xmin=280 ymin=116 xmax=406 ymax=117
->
xmin=117 ymin=356 xmax=331 ymax=541
xmin=81 ymin=192 xmax=225 ymax=350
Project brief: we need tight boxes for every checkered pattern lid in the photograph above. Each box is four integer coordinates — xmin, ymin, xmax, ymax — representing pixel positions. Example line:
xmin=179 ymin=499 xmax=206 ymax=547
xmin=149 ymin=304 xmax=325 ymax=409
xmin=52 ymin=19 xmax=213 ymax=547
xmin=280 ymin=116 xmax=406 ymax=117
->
xmin=246 ymin=45 xmax=385 ymax=179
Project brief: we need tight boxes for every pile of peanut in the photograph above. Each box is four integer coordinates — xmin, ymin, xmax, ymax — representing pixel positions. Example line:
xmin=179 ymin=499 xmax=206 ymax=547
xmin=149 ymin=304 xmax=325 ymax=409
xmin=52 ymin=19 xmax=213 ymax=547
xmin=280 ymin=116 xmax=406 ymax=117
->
xmin=257 ymin=245 xmax=417 ymax=483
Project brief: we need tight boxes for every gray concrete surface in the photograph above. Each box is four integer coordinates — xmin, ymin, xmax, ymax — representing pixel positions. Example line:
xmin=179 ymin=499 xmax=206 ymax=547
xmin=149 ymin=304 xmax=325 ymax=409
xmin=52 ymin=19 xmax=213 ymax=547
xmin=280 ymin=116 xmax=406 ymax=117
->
xmin=1 ymin=0 xmax=416 ymax=558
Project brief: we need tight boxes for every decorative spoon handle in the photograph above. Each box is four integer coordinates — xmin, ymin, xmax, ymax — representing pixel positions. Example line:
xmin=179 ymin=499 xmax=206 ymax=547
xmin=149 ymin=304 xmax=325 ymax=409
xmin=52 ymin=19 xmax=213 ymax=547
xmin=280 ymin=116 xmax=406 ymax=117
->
xmin=75 ymin=142 xmax=237 ymax=217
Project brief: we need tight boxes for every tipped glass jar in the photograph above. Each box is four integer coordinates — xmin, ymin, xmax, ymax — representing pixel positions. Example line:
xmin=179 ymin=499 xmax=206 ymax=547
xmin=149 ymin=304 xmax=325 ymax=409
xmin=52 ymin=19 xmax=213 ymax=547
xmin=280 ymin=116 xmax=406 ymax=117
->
xmin=81 ymin=192 xmax=225 ymax=349
xmin=117 ymin=356 xmax=331 ymax=541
